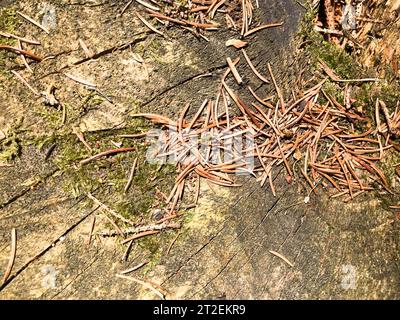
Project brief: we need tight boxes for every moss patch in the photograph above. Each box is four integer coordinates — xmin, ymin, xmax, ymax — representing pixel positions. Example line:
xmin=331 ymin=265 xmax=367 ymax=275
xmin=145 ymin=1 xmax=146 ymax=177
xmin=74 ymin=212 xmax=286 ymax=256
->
xmin=0 ymin=7 xmax=20 ymax=72
xmin=0 ymin=117 xmax=24 ymax=161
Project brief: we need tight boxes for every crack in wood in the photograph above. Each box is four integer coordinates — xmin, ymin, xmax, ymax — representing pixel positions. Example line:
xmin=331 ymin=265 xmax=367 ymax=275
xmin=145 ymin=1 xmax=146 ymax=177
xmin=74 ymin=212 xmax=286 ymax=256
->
xmin=0 ymin=205 xmax=100 ymax=292
xmin=0 ymin=168 xmax=59 ymax=211
xmin=140 ymin=63 xmax=229 ymax=107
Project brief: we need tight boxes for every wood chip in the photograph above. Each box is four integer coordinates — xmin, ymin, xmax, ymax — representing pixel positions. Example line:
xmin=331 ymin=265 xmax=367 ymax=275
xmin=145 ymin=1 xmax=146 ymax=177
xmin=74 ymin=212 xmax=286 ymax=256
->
xmin=225 ymin=39 xmax=248 ymax=49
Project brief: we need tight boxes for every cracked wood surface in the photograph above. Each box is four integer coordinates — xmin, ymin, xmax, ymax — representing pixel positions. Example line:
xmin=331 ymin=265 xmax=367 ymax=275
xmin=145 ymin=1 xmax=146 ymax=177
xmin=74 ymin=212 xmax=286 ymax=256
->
xmin=0 ymin=0 xmax=399 ymax=299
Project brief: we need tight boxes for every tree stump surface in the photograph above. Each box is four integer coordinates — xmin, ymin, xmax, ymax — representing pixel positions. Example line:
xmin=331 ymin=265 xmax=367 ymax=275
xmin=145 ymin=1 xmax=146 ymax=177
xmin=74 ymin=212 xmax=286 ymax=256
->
xmin=0 ymin=0 xmax=399 ymax=299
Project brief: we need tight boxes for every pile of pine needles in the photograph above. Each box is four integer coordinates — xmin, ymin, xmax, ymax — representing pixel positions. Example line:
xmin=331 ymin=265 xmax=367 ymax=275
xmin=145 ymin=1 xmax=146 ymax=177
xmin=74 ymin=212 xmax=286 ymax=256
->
xmin=121 ymin=67 xmax=400 ymax=214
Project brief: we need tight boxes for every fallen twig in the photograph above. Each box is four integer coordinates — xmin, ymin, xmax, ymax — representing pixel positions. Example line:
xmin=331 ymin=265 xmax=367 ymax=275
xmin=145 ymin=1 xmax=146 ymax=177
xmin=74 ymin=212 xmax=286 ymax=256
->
xmin=0 ymin=44 xmax=43 ymax=62
xmin=98 ymin=222 xmax=180 ymax=237
xmin=0 ymin=31 xmax=40 ymax=45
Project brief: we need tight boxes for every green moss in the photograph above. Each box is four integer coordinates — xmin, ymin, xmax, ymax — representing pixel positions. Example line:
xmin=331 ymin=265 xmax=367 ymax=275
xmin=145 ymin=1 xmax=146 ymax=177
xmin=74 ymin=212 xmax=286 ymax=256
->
xmin=137 ymin=235 xmax=161 ymax=255
xmin=146 ymin=37 xmax=168 ymax=65
xmin=0 ymin=117 xmax=24 ymax=161
xmin=380 ymin=151 xmax=400 ymax=184
xmin=42 ymin=123 xmax=177 ymax=226
xmin=33 ymin=106 xmax=64 ymax=130
xmin=0 ymin=8 xmax=19 ymax=45
xmin=138 ymin=229 xmax=179 ymax=274
xmin=306 ymin=32 xmax=362 ymax=79
xmin=299 ymin=5 xmax=364 ymax=81
xmin=0 ymin=136 xmax=20 ymax=161
xmin=134 ymin=37 xmax=165 ymax=64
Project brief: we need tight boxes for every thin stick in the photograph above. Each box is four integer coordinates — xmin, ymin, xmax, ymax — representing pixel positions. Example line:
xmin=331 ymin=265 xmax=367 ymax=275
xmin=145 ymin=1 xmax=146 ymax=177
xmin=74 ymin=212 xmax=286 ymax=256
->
xmin=78 ymin=39 xmax=93 ymax=58
xmin=221 ymin=89 xmax=230 ymax=129
xmin=148 ymin=11 xmax=218 ymax=29
xmin=121 ymin=230 xmax=160 ymax=244
xmin=64 ymin=72 xmax=96 ymax=88
xmin=337 ymin=156 xmax=353 ymax=199
xmin=121 ymin=0 xmax=134 ymax=15
xmin=269 ymin=250 xmax=294 ymax=267
xmin=209 ymin=0 xmax=227 ymax=18
xmin=167 ymin=232 xmax=180 ymax=255
xmin=277 ymin=138 xmax=292 ymax=177
xmin=267 ymin=63 xmax=285 ymax=112
xmin=61 ymin=103 xmax=67 ymax=125
xmin=116 ymin=274 xmax=165 ymax=299
xmin=135 ymin=0 xmax=160 ymax=11
xmin=2 ymin=228 xmax=17 ymax=284
xmin=179 ymin=102 xmax=191 ymax=132
xmin=87 ymin=215 xmax=96 ymax=246
xmin=122 ymin=240 xmax=134 ymax=261
xmin=74 ymin=131 xmax=92 ymax=152
xmin=17 ymin=11 xmax=50 ymax=34
xmin=336 ymin=78 xmax=380 ymax=83
xmin=97 ymin=220 xmax=181 ymax=237
xmin=124 ymin=157 xmax=138 ymax=192
xmin=248 ymin=86 xmax=274 ymax=108
xmin=0 ymin=44 xmax=43 ymax=62
xmin=194 ymin=174 xmax=200 ymax=205
xmin=119 ymin=133 xmax=148 ymax=139
xmin=17 ymin=40 xmax=33 ymax=73
xmin=102 ymin=213 xmax=125 ymax=237
xmin=188 ymin=99 xmax=208 ymax=129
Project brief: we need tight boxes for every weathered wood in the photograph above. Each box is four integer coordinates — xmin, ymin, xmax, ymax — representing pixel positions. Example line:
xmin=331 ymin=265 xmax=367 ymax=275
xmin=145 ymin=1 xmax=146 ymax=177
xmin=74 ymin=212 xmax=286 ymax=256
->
xmin=0 ymin=0 xmax=398 ymax=300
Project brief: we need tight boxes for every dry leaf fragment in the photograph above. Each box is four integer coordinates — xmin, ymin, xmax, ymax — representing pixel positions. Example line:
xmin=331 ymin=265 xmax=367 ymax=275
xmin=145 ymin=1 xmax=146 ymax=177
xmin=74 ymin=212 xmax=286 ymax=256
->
xmin=225 ymin=39 xmax=248 ymax=49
